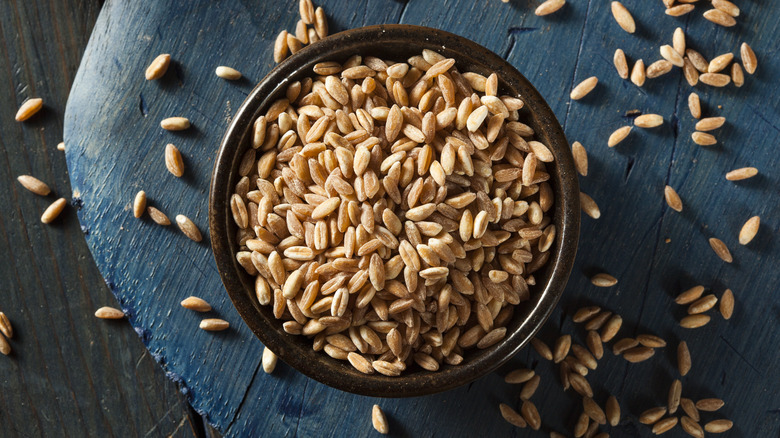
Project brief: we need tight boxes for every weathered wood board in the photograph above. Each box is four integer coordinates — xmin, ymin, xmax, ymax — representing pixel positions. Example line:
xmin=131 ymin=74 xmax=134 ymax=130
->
xmin=64 ymin=0 xmax=780 ymax=436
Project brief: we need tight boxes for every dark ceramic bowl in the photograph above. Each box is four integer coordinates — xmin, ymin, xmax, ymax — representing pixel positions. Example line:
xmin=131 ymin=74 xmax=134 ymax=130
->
xmin=210 ymin=24 xmax=579 ymax=397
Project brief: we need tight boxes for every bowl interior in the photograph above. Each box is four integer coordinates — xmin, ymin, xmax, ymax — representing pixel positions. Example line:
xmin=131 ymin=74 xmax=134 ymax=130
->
xmin=210 ymin=24 xmax=579 ymax=397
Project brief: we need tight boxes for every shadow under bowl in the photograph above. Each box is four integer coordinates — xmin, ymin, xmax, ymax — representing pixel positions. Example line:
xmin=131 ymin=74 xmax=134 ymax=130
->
xmin=209 ymin=24 xmax=579 ymax=397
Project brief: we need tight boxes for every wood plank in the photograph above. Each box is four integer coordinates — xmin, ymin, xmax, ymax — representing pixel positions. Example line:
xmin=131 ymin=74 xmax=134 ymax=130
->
xmin=0 ymin=0 xmax=204 ymax=437
xmin=64 ymin=0 xmax=780 ymax=437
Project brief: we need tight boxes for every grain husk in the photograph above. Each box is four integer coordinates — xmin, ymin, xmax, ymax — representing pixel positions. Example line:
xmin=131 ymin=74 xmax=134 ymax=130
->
xmin=17 ymin=175 xmax=51 ymax=196
xmin=41 ymin=198 xmax=67 ymax=224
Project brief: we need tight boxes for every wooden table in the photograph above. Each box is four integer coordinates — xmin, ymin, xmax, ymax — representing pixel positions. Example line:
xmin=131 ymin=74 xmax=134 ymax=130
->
xmin=7 ymin=0 xmax=780 ymax=437
xmin=0 ymin=1 xmax=211 ymax=436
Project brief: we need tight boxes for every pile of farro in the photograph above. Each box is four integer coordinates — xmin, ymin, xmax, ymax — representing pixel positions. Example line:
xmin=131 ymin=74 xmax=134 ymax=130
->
xmin=232 ymin=45 xmax=557 ymax=377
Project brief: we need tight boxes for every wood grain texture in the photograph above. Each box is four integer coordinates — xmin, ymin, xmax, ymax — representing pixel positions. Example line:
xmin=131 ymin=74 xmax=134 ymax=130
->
xmin=0 ymin=0 xmax=210 ymax=436
xmin=64 ymin=0 xmax=779 ymax=437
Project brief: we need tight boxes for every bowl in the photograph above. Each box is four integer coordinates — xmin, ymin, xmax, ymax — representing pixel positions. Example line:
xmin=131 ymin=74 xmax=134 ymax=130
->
xmin=209 ymin=24 xmax=579 ymax=397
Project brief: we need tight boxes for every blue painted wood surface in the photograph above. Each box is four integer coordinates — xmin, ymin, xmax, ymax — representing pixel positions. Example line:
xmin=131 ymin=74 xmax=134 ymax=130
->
xmin=64 ymin=0 xmax=780 ymax=436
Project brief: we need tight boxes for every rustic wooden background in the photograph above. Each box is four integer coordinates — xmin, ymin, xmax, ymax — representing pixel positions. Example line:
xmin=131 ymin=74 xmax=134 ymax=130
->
xmin=4 ymin=0 xmax=779 ymax=436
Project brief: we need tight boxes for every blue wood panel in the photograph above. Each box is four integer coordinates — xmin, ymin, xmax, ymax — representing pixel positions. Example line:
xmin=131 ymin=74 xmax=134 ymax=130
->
xmin=64 ymin=0 xmax=780 ymax=436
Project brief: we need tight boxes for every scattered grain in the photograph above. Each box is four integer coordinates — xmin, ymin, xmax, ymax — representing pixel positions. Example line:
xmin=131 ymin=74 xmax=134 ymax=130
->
xmin=611 ymin=2 xmax=636 ymax=33
xmin=591 ymin=273 xmax=617 ymax=287
xmin=614 ymin=49 xmax=629 ymax=79
xmin=133 ymin=191 xmax=147 ymax=218
xmin=708 ymin=237 xmax=732 ymax=263
xmin=680 ymin=314 xmax=711 ymax=329
xmin=262 ymin=347 xmax=278 ymax=373
xmin=704 ymin=419 xmax=733 ymax=433
xmin=608 ymin=126 xmax=632 ymax=147
xmin=664 ymin=186 xmax=683 ymax=212
xmin=703 ymin=9 xmax=736 ymax=27
xmin=695 ymin=116 xmax=725 ymax=131
xmin=180 ymin=296 xmax=212 ymax=312
xmin=145 ymin=54 xmax=171 ymax=80
xmin=630 ymin=60 xmax=646 ymax=87
xmin=200 ymin=318 xmax=229 ymax=331
xmin=95 ymin=306 xmax=125 ymax=319
xmin=160 ymin=117 xmax=191 ymax=131
xmin=639 ymin=407 xmax=667 ymax=425
xmin=691 ymin=132 xmax=717 ymax=146
xmin=0 ymin=312 xmax=14 ymax=339
xmin=15 ymin=98 xmax=44 ymax=122
xmin=535 ymin=0 xmax=566 ymax=16
xmin=678 ymin=341 xmax=691 ymax=376
xmin=17 ymin=175 xmax=51 ymax=196
xmin=696 ymin=398 xmax=724 ymax=412
xmin=499 ymin=403 xmax=527 ymax=428
xmin=741 ymin=42 xmax=757 ymax=74
xmin=570 ymin=76 xmax=598 ymax=100
xmin=215 ymin=66 xmax=242 ymax=80
xmin=688 ymin=93 xmax=701 ymax=119
xmin=720 ymin=289 xmax=734 ymax=319
xmin=41 ymin=198 xmax=67 ymax=224
xmin=176 ymin=215 xmax=202 ymax=242
xmin=725 ymin=167 xmax=758 ymax=181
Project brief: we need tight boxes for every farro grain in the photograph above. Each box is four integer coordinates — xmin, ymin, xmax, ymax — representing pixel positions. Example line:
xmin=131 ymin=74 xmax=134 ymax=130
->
xmin=646 ymin=60 xmax=673 ymax=79
xmin=652 ymin=417 xmax=679 ymax=434
xmin=688 ymin=93 xmax=701 ymax=119
xmin=608 ymin=126 xmax=632 ymax=147
xmin=500 ymin=403 xmax=527 ymax=428
xmin=145 ymin=54 xmax=170 ymax=80
xmin=521 ymin=401 xmax=541 ymax=430
xmin=57 ymin=142 xmax=65 ymax=151
xmin=720 ymin=289 xmax=734 ymax=319
xmin=17 ymin=175 xmax=51 ymax=196
xmin=692 ymin=132 xmax=717 ymax=146
xmin=15 ymin=97 xmax=44 ymax=121
xmin=0 ymin=312 xmax=12 ymax=339
xmin=600 ymin=314 xmax=622 ymax=342
xmin=635 ymin=114 xmax=663 ymax=128
xmin=580 ymin=192 xmax=601 ymax=219
xmin=622 ymin=346 xmax=654 ymax=362
xmin=681 ymin=416 xmax=704 ymax=438
xmin=676 ymin=285 xmax=705 ymax=305
xmin=160 ymin=117 xmax=190 ymax=131
xmin=680 ymin=314 xmax=711 ymax=328
xmin=708 ymin=54 xmax=733 ymax=73
xmin=570 ymin=76 xmax=598 ymax=100
xmin=553 ymin=335 xmax=571 ymax=363
xmin=147 ymin=206 xmax=171 ymax=225
xmin=678 ymin=341 xmax=692 ymax=376
xmin=630 ymin=60 xmax=646 ymax=86
xmin=686 ymin=49 xmax=709 ymax=73
xmin=176 ymin=215 xmax=202 ymax=242
xmin=569 ymin=372 xmax=593 ymax=397
xmin=688 ymin=294 xmax=717 ymax=314
xmin=200 ymin=318 xmax=229 ymax=331
xmin=591 ymin=273 xmax=617 ymax=287
xmin=535 ymin=0 xmax=566 ymax=16
xmin=586 ymin=330 xmax=603 ymax=359
xmin=704 ymin=419 xmax=733 ymax=433
xmin=573 ymin=305 xmax=601 ymax=323
xmin=703 ymin=9 xmax=736 ymax=27
xmin=668 ymin=379 xmax=682 ymax=414
xmin=681 ymin=398 xmax=699 ymax=422
xmin=637 ymin=334 xmax=666 ymax=348
xmin=639 ymin=407 xmax=667 ymax=425
xmin=611 ymin=2 xmax=636 ymax=33
xmin=741 ymin=42 xmax=757 ymax=74
xmin=274 ymin=31 xmax=289 ymax=63
xmin=708 ymin=237 xmax=732 ymax=263
xmin=584 ymin=311 xmax=612 ymax=331
xmin=673 ymin=28 xmax=686 ymax=57
xmin=572 ymin=141 xmax=588 ymax=176
xmin=133 ymin=191 xmax=147 ymax=218
xmin=731 ymin=62 xmax=744 ymax=87
xmin=699 ymin=73 xmax=731 ymax=87
xmin=530 ymin=338 xmax=553 ymax=360
xmin=713 ymin=0 xmax=739 ymax=17
xmin=574 ymin=412 xmax=589 ymax=437
xmin=181 ymin=296 xmax=211 ymax=312
xmin=583 ymin=397 xmax=606 ymax=425
xmin=262 ymin=347 xmax=277 ymax=373
xmin=614 ymin=49 xmax=629 ymax=79
xmin=612 ymin=338 xmax=638 ymax=355
xmin=665 ymin=4 xmax=694 ymax=16
xmin=606 ymin=396 xmax=620 ymax=426
xmin=660 ymin=45 xmax=684 ymax=67
xmin=520 ymin=374 xmax=541 ymax=400
xmin=725 ymin=167 xmax=758 ymax=181
xmin=41 ymin=198 xmax=67 ymax=224
xmin=683 ymin=59 xmax=699 ymax=86
xmin=664 ymin=186 xmax=683 ymax=212
xmin=95 ymin=306 xmax=124 ymax=319
xmin=696 ymin=398 xmax=724 ymax=411
xmin=215 ymin=66 xmax=242 ymax=80
xmin=505 ymin=368 xmax=535 ymax=384
xmin=314 ymin=7 xmax=328 ymax=38
xmin=0 ymin=335 xmax=10 ymax=356
xmin=572 ymin=344 xmax=597 ymax=370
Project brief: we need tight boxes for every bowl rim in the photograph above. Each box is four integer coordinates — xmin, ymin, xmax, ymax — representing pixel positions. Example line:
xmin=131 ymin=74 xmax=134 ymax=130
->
xmin=209 ymin=24 xmax=579 ymax=397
